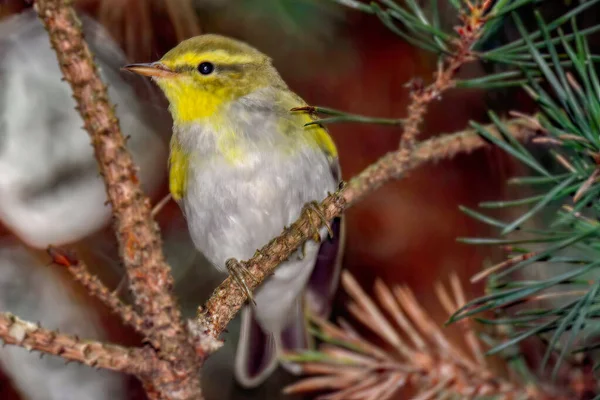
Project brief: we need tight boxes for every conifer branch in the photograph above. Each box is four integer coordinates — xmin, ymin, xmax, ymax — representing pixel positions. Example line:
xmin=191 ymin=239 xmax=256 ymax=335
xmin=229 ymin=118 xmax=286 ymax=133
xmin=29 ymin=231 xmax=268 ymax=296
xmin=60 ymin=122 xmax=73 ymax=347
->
xmin=199 ymin=118 xmax=541 ymax=338
xmin=0 ymin=313 xmax=151 ymax=376
xmin=3 ymin=0 xmax=581 ymax=399
xmin=33 ymin=0 xmax=203 ymax=399
xmin=398 ymin=0 xmax=491 ymax=153
xmin=282 ymin=271 xmax=571 ymax=400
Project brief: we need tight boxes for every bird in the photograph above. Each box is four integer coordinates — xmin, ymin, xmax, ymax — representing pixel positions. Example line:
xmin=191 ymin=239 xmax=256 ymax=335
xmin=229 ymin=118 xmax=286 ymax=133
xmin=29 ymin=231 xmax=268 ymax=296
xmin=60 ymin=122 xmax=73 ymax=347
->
xmin=123 ymin=34 xmax=344 ymax=387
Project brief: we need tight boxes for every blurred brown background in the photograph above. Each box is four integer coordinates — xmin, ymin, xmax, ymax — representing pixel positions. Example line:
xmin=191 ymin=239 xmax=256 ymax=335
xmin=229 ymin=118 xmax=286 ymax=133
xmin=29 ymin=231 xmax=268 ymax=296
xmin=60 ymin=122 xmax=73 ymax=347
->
xmin=0 ymin=1 xmax=525 ymax=399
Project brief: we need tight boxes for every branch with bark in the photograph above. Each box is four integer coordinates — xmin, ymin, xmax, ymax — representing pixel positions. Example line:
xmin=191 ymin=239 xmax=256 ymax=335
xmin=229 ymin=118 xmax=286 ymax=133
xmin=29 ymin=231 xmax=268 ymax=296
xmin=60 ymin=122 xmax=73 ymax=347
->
xmin=0 ymin=0 xmax=543 ymax=399
xmin=33 ymin=0 xmax=202 ymax=398
xmin=0 ymin=313 xmax=150 ymax=375
xmin=47 ymin=246 xmax=145 ymax=333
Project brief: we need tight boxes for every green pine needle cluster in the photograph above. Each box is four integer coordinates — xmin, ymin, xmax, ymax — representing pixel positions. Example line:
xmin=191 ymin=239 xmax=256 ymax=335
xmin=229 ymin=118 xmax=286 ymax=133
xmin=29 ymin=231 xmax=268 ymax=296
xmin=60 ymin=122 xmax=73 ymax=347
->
xmin=450 ymin=1 xmax=600 ymax=378
xmin=323 ymin=0 xmax=600 ymax=391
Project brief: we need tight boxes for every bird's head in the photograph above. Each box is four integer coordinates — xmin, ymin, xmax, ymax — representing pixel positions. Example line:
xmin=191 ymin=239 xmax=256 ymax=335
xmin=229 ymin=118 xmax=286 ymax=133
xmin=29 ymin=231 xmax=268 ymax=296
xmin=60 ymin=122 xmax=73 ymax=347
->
xmin=123 ymin=34 xmax=283 ymax=123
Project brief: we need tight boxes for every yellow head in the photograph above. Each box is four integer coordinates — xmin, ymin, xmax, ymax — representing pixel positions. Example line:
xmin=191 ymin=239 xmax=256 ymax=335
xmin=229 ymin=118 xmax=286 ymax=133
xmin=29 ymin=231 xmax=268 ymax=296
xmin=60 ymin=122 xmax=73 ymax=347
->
xmin=123 ymin=34 xmax=285 ymax=123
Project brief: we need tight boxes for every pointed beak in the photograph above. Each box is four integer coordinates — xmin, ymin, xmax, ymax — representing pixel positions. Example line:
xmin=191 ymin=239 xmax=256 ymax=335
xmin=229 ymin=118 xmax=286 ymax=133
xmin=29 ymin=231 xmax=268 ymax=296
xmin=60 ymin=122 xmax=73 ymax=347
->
xmin=122 ymin=62 xmax=177 ymax=78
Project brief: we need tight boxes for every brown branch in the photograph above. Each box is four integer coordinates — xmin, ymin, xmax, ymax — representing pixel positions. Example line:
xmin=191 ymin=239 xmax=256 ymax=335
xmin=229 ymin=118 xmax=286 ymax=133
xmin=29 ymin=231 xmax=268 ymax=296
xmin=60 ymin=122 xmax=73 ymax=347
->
xmin=47 ymin=246 xmax=146 ymax=335
xmin=34 ymin=0 xmax=202 ymax=398
xmin=200 ymin=118 xmax=542 ymax=339
xmin=0 ymin=313 xmax=194 ymax=395
xmin=399 ymin=0 xmax=491 ymax=153
xmin=470 ymin=250 xmax=541 ymax=283
xmin=0 ymin=313 xmax=150 ymax=376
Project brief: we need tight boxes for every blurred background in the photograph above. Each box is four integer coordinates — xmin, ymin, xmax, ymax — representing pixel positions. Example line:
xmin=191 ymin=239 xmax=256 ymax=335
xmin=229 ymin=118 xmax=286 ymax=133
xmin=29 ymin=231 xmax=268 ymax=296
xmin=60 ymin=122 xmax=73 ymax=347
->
xmin=0 ymin=0 xmax=540 ymax=399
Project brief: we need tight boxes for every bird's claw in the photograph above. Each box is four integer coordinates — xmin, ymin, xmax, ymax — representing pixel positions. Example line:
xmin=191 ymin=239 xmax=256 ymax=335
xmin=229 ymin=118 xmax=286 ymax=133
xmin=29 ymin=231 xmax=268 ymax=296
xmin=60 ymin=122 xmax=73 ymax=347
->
xmin=302 ymin=201 xmax=333 ymax=243
xmin=292 ymin=201 xmax=333 ymax=260
xmin=225 ymin=258 xmax=256 ymax=306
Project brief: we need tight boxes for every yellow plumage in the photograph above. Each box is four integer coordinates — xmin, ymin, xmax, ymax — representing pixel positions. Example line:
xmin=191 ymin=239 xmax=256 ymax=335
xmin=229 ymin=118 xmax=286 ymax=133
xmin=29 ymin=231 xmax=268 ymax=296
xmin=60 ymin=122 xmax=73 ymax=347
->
xmin=169 ymin=110 xmax=336 ymax=200
xmin=168 ymin=138 xmax=189 ymax=201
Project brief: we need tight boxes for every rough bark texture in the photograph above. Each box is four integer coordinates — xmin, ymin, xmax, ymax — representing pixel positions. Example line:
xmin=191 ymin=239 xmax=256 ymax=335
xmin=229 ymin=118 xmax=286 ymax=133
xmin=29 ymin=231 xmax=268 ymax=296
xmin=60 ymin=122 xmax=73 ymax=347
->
xmin=33 ymin=1 xmax=203 ymax=398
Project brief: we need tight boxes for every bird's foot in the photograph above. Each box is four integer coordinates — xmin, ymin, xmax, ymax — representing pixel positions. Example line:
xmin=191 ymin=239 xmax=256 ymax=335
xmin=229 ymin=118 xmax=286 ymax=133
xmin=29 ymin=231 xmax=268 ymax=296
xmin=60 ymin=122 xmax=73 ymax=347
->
xmin=301 ymin=201 xmax=334 ymax=244
xmin=225 ymin=258 xmax=256 ymax=306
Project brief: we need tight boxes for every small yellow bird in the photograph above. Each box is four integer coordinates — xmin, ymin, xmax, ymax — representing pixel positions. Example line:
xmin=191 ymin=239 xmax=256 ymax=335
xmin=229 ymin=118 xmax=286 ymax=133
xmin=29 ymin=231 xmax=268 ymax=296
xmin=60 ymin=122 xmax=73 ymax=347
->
xmin=124 ymin=34 xmax=344 ymax=387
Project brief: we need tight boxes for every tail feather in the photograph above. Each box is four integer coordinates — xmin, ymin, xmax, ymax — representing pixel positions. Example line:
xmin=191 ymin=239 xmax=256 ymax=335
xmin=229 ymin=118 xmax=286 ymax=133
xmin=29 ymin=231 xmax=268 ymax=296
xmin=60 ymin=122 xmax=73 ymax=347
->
xmin=234 ymin=217 xmax=345 ymax=388
xmin=279 ymin=297 xmax=311 ymax=376
xmin=279 ymin=296 xmax=309 ymax=352
xmin=234 ymin=306 xmax=278 ymax=389
xmin=305 ymin=216 xmax=345 ymax=318
xmin=235 ymin=297 xmax=309 ymax=387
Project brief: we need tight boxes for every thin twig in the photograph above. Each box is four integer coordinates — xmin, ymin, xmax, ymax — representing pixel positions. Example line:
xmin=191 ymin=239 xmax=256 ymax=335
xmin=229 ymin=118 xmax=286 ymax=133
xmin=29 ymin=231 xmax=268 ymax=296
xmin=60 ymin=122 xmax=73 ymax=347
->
xmin=152 ymin=193 xmax=173 ymax=217
xmin=47 ymin=246 xmax=146 ymax=335
xmin=398 ymin=1 xmax=492 ymax=153
xmin=574 ymin=167 xmax=600 ymax=202
xmin=533 ymin=137 xmax=563 ymax=145
xmin=0 ymin=313 xmax=150 ymax=375
xmin=554 ymin=153 xmax=576 ymax=172
xmin=471 ymin=251 xmax=541 ymax=283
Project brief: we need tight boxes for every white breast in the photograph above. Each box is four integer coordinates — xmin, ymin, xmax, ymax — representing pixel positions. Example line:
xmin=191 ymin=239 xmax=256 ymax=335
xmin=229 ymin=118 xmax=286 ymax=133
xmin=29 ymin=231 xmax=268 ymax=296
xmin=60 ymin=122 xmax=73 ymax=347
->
xmin=182 ymin=142 xmax=334 ymax=270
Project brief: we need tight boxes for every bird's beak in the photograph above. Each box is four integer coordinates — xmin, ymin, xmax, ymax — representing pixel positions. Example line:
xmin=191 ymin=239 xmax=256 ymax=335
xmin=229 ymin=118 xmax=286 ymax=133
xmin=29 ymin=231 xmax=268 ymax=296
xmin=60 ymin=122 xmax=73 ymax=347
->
xmin=122 ymin=62 xmax=177 ymax=78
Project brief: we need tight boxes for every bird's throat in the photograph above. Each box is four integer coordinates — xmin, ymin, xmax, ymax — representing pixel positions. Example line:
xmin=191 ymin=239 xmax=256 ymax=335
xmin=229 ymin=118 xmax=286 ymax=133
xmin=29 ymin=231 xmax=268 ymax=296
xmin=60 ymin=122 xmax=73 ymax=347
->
xmin=158 ymin=78 xmax=230 ymax=123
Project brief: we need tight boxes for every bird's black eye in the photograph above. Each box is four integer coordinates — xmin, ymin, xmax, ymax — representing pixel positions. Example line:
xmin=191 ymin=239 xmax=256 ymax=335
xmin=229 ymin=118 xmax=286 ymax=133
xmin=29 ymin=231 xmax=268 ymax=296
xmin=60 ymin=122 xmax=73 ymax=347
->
xmin=198 ymin=62 xmax=214 ymax=75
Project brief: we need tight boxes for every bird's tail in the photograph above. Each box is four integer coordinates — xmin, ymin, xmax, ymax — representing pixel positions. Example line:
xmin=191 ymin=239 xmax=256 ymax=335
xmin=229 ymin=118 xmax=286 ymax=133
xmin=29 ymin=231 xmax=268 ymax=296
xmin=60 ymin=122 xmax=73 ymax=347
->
xmin=234 ymin=217 xmax=345 ymax=388
xmin=234 ymin=297 xmax=309 ymax=388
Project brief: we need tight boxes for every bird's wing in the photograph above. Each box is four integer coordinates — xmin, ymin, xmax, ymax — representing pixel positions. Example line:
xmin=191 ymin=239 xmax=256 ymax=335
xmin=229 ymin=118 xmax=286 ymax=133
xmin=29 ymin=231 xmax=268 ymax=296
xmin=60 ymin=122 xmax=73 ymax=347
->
xmin=234 ymin=305 xmax=279 ymax=388
xmin=279 ymin=90 xmax=339 ymax=169
xmin=167 ymin=138 xmax=189 ymax=203
xmin=303 ymin=214 xmax=345 ymax=321
xmin=280 ymin=91 xmax=346 ymax=335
